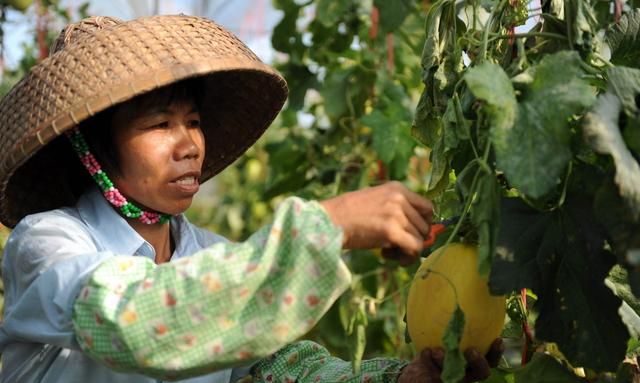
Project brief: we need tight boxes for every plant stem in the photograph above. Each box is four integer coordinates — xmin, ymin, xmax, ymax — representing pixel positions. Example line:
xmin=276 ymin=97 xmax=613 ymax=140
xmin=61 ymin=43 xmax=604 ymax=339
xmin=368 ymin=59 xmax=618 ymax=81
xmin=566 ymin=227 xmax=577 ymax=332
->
xmin=479 ymin=0 xmax=500 ymax=62
xmin=421 ymin=268 xmax=460 ymax=302
xmin=428 ymin=138 xmax=492 ymax=268
xmin=554 ymin=161 xmax=572 ymax=209
xmin=591 ymin=53 xmax=614 ymax=68
xmin=490 ymin=32 xmax=568 ymax=41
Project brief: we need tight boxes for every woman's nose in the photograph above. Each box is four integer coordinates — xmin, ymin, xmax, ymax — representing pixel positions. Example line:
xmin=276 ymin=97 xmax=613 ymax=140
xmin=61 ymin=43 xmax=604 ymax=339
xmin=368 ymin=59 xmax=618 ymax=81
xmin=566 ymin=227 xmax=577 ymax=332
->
xmin=174 ymin=124 xmax=203 ymax=161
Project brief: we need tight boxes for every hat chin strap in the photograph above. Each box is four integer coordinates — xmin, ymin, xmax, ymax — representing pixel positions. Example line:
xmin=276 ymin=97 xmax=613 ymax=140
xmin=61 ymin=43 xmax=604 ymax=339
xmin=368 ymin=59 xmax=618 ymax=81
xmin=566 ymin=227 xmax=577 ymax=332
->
xmin=67 ymin=128 xmax=172 ymax=225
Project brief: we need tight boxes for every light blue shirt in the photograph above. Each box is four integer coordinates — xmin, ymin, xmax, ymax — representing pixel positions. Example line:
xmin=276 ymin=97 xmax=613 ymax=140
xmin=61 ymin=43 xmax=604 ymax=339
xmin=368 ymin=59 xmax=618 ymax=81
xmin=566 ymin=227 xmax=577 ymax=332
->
xmin=0 ymin=187 xmax=252 ymax=383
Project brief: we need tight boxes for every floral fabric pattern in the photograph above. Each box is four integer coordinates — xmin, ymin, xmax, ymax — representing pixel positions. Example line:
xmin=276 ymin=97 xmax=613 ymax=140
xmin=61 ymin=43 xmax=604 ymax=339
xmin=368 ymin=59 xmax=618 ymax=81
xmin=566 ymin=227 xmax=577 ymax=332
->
xmin=73 ymin=198 xmax=351 ymax=381
xmin=249 ymin=340 xmax=407 ymax=383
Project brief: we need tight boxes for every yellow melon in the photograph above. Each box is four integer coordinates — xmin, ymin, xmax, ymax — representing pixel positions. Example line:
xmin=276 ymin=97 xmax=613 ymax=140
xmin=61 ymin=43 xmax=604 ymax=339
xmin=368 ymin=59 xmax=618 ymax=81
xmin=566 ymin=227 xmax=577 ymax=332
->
xmin=406 ymin=243 xmax=505 ymax=355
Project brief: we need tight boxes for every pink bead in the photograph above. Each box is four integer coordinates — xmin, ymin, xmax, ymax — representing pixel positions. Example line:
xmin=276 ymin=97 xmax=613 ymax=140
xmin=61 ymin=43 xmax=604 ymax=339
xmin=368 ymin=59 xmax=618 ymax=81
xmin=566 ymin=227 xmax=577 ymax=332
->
xmin=80 ymin=154 xmax=101 ymax=175
xmin=140 ymin=212 xmax=160 ymax=224
xmin=103 ymin=188 xmax=127 ymax=207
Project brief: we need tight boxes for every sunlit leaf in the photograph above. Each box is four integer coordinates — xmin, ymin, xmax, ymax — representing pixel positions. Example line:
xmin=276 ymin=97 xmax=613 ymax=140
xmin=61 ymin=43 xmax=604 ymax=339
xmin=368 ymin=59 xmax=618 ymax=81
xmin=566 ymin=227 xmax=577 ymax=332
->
xmin=583 ymin=92 xmax=640 ymax=219
xmin=316 ymin=0 xmax=351 ymax=27
xmin=464 ymin=62 xmax=518 ymax=134
xmin=471 ymin=170 xmax=500 ymax=276
xmin=606 ymin=9 xmax=640 ymax=68
xmin=476 ymin=52 xmax=595 ymax=198
xmin=374 ymin=0 xmax=414 ymax=33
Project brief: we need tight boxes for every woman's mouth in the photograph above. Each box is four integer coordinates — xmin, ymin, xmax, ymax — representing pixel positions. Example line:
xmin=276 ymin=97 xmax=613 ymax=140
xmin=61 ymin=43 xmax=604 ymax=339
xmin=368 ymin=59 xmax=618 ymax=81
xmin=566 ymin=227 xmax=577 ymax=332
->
xmin=175 ymin=176 xmax=197 ymax=186
xmin=171 ymin=174 xmax=200 ymax=194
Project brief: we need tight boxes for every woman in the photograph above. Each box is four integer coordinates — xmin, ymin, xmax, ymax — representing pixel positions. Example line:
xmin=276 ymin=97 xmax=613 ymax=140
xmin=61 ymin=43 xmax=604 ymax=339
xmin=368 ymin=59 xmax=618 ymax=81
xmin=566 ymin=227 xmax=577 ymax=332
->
xmin=0 ymin=15 xmax=500 ymax=382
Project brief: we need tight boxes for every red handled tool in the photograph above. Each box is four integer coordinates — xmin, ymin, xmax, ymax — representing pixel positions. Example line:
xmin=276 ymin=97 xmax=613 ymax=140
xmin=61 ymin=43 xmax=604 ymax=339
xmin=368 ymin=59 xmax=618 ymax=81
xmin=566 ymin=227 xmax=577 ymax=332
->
xmin=423 ymin=216 xmax=459 ymax=248
xmin=381 ymin=216 xmax=459 ymax=265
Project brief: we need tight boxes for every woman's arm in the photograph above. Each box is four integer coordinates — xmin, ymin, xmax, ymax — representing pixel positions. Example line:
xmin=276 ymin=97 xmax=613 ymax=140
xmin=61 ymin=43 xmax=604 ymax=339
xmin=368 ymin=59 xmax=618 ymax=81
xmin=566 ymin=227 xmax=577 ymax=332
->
xmin=72 ymin=197 xmax=350 ymax=380
xmin=0 ymin=211 xmax=114 ymax=350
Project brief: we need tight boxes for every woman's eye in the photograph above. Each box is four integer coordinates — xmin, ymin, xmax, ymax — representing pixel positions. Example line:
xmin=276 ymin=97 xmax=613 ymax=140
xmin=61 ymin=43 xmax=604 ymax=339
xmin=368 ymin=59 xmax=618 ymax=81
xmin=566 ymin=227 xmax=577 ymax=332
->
xmin=154 ymin=121 xmax=169 ymax=129
xmin=189 ymin=119 xmax=201 ymax=127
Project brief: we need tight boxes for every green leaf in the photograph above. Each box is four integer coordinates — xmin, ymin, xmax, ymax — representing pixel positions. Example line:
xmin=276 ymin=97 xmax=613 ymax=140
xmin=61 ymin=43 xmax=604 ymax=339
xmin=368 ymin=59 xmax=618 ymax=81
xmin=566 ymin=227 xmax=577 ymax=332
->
xmin=629 ymin=338 xmax=640 ymax=355
xmin=483 ymin=368 xmax=512 ymax=383
xmin=565 ymin=0 xmax=596 ymax=47
xmin=593 ymin=179 xmax=640 ymax=298
xmin=583 ymin=92 xmax=640 ymax=219
xmin=442 ymin=94 xmax=471 ymax=152
xmin=389 ymin=130 xmax=416 ymax=180
xmin=487 ymin=353 xmax=586 ymax=383
xmin=316 ymin=0 xmax=352 ymax=27
xmin=607 ymin=265 xmax=640 ymax=316
xmin=322 ymin=67 xmax=373 ymax=120
xmin=606 ymin=9 xmax=640 ymax=69
xmin=310 ymin=19 xmax=354 ymax=53
xmin=496 ymin=51 xmax=595 ymax=198
xmin=606 ymin=66 xmax=640 ymax=115
xmin=489 ymin=198 xmax=560 ymax=295
xmin=322 ymin=69 xmax=352 ymax=119
xmin=426 ymin=135 xmax=452 ymax=194
xmin=413 ymin=0 xmax=462 ymax=152
xmin=271 ymin=0 xmax=303 ymax=55
xmin=490 ymin=197 xmax=629 ymax=372
xmin=412 ymin=91 xmax=442 ymax=147
xmin=471 ymin=169 xmax=500 ymax=277
xmin=351 ymin=311 xmax=367 ymax=375
xmin=374 ymin=0 xmax=414 ymax=33
xmin=361 ymin=107 xmax=416 ymax=177
xmin=441 ymin=304 xmax=466 ymax=383
xmin=514 ymin=353 xmax=586 ymax=382
xmin=534 ymin=14 xmax=573 ymax=55
xmin=607 ymin=265 xmax=640 ymax=338
xmin=421 ymin=0 xmax=456 ymax=74
xmin=623 ymin=115 xmax=640 ymax=156
xmin=264 ymin=139 xmax=310 ymax=199
xmin=285 ymin=64 xmax=320 ymax=111
xmin=464 ymin=61 xmax=517 ymax=133
xmin=362 ymin=110 xmax=396 ymax=164
xmin=443 ymin=99 xmax=460 ymax=151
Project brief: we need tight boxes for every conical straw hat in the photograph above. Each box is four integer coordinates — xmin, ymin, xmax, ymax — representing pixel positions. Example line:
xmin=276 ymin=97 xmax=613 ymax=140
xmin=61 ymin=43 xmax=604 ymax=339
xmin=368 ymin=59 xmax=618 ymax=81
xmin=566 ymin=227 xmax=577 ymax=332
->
xmin=0 ymin=15 xmax=288 ymax=227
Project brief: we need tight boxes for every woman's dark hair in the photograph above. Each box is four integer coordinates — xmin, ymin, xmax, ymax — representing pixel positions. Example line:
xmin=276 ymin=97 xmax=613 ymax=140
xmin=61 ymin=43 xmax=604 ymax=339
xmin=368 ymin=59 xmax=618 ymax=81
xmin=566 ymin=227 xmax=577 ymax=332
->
xmin=79 ymin=78 xmax=205 ymax=176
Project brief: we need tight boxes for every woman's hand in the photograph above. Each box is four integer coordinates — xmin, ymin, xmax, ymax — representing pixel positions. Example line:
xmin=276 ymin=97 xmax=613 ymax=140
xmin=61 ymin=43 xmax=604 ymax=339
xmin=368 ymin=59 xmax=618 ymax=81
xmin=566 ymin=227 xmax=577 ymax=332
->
xmin=320 ymin=182 xmax=434 ymax=259
xmin=397 ymin=339 xmax=504 ymax=383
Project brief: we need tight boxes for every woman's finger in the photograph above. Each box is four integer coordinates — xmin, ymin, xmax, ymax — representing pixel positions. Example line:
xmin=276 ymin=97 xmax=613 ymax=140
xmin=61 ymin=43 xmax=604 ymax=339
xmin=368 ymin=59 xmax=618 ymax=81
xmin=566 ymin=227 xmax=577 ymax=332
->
xmin=402 ymin=187 xmax=434 ymax=220
xmin=486 ymin=338 xmax=504 ymax=368
xmin=400 ymin=201 xmax=431 ymax=237
xmin=463 ymin=348 xmax=491 ymax=382
xmin=419 ymin=349 xmax=444 ymax=379
xmin=381 ymin=247 xmax=420 ymax=266
xmin=387 ymin=225 xmax=424 ymax=256
xmin=430 ymin=348 xmax=445 ymax=369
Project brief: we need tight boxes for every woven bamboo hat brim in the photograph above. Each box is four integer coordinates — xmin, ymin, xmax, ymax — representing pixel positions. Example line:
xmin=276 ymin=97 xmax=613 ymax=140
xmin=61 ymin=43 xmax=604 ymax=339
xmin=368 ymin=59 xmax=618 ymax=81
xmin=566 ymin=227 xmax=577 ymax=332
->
xmin=0 ymin=15 xmax=288 ymax=227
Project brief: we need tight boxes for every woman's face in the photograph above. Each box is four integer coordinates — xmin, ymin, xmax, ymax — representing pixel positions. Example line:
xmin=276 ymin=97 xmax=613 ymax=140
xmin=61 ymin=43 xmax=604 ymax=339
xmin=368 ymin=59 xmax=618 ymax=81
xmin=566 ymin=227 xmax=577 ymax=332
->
xmin=111 ymin=100 xmax=205 ymax=215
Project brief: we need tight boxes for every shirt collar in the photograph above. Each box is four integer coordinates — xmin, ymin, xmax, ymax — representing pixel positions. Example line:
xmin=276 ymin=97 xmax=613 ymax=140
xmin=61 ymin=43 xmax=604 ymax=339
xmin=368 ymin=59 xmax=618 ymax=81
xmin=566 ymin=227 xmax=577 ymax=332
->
xmin=76 ymin=186 xmax=150 ymax=258
xmin=169 ymin=214 xmax=203 ymax=260
xmin=76 ymin=186 xmax=199 ymax=262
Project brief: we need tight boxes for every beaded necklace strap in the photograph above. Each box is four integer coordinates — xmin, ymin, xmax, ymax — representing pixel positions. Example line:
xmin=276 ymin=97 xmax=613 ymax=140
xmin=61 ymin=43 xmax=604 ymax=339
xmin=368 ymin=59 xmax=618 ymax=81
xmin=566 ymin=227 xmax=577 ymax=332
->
xmin=67 ymin=128 xmax=171 ymax=225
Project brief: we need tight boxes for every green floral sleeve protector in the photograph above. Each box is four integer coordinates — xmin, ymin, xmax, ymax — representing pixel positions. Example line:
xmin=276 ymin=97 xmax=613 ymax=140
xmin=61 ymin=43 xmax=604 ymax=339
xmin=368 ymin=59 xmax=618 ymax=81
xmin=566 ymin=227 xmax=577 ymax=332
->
xmin=249 ymin=340 xmax=407 ymax=383
xmin=72 ymin=197 xmax=356 ymax=380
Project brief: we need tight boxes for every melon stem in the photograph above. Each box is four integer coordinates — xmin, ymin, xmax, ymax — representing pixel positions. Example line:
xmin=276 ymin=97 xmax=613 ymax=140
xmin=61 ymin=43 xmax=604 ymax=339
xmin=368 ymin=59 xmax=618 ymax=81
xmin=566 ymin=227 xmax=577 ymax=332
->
xmin=422 ymin=268 xmax=460 ymax=304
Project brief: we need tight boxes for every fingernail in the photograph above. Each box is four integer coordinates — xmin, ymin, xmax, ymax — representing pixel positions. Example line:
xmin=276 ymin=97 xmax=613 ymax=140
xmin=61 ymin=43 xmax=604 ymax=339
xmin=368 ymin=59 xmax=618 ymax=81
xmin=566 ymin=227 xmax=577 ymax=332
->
xmin=468 ymin=349 xmax=480 ymax=359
